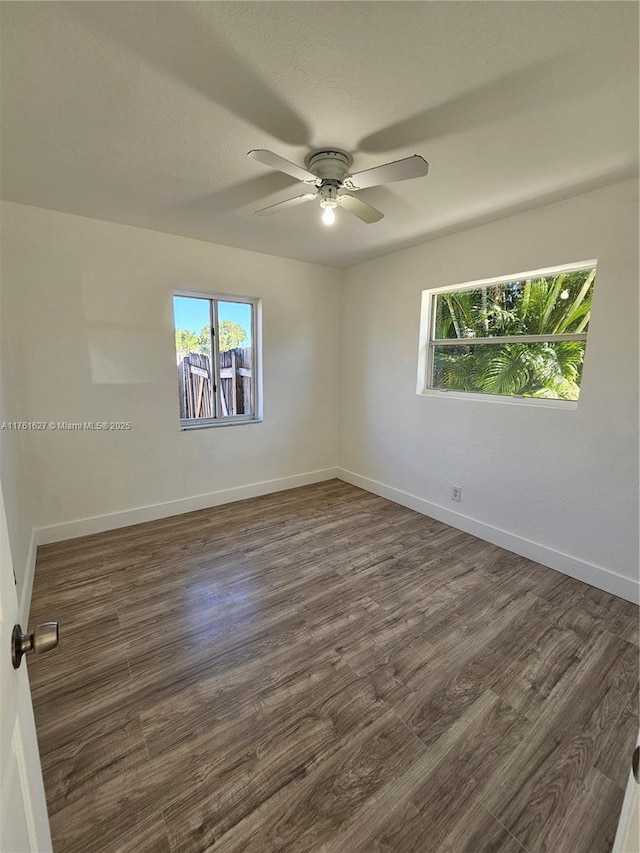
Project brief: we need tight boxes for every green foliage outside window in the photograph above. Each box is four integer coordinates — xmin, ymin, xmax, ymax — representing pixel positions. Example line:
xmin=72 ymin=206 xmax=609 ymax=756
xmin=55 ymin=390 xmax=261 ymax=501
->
xmin=175 ymin=320 xmax=248 ymax=356
xmin=431 ymin=268 xmax=595 ymax=400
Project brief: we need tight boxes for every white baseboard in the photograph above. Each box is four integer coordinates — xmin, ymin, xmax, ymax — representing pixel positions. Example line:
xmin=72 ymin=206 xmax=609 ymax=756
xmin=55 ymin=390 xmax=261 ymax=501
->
xmin=34 ymin=468 xmax=338 ymax=546
xmin=337 ymin=468 xmax=639 ymax=604
xmin=19 ymin=529 xmax=38 ymax=625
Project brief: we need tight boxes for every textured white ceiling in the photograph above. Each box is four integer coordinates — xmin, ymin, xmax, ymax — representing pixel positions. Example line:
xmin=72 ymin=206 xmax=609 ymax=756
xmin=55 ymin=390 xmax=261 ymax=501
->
xmin=1 ymin=2 xmax=638 ymax=268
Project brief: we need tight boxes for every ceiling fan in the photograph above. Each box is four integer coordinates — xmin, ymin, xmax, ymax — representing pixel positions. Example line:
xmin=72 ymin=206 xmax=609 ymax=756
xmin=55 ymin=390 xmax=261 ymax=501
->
xmin=247 ymin=148 xmax=429 ymax=225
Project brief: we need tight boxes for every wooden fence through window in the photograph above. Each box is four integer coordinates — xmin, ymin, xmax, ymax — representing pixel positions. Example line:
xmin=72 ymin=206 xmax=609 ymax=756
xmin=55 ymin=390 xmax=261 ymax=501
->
xmin=177 ymin=348 xmax=253 ymax=420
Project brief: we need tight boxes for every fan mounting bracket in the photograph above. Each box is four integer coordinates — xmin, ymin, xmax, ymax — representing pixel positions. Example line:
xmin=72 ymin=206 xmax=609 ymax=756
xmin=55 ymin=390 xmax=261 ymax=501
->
xmin=305 ymin=149 xmax=353 ymax=182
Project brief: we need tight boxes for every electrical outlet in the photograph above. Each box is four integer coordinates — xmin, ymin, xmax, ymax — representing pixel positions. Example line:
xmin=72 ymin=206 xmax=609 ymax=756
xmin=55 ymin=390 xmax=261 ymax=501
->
xmin=451 ymin=485 xmax=462 ymax=502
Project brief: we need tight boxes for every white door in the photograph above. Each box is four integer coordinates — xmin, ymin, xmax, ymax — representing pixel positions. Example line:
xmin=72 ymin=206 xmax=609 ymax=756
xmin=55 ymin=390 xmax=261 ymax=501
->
xmin=612 ymin=735 xmax=640 ymax=853
xmin=0 ymin=478 xmax=52 ymax=853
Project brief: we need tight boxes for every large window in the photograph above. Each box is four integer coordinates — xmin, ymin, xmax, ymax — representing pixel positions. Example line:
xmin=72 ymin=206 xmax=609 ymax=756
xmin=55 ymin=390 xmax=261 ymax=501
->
xmin=173 ymin=292 xmax=260 ymax=427
xmin=420 ymin=261 xmax=596 ymax=403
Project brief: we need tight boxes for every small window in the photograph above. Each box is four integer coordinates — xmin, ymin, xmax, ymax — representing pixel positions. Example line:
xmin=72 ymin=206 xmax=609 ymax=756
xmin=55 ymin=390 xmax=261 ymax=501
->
xmin=420 ymin=262 xmax=596 ymax=403
xmin=173 ymin=292 xmax=260 ymax=428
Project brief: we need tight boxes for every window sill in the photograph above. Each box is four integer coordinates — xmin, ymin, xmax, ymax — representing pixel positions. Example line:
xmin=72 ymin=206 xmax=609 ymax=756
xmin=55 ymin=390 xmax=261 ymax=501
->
xmin=418 ymin=389 xmax=578 ymax=410
xmin=180 ymin=417 xmax=263 ymax=431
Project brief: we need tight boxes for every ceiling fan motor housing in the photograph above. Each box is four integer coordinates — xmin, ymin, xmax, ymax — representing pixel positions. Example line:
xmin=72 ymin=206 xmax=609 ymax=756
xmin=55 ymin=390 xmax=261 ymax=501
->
xmin=305 ymin=149 xmax=353 ymax=182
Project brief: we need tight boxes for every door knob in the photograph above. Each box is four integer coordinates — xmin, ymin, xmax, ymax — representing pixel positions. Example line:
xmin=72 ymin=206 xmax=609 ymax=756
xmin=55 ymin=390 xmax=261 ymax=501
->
xmin=12 ymin=622 xmax=59 ymax=669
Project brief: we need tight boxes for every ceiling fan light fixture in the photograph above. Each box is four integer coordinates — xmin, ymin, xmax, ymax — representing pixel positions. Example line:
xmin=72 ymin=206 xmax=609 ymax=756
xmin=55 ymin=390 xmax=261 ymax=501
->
xmin=319 ymin=183 xmax=338 ymax=225
xmin=321 ymin=205 xmax=336 ymax=226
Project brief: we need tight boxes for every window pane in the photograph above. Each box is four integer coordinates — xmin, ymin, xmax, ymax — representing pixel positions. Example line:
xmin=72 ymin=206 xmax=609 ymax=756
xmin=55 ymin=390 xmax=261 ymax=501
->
xmin=434 ymin=268 xmax=595 ymax=340
xmin=217 ymin=301 xmax=254 ymax=417
xmin=431 ymin=341 xmax=586 ymax=401
xmin=173 ymin=296 xmax=213 ymax=420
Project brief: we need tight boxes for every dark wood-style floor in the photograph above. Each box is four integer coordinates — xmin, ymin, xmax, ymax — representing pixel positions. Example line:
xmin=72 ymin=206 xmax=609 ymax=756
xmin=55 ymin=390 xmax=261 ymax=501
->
xmin=28 ymin=480 xmax=638 ymax=853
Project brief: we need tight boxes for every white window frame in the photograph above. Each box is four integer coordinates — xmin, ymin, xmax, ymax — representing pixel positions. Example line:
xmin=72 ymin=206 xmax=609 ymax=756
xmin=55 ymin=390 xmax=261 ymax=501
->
xmin=416 ymin=259 xmax=597 ymax=409
xmin=174 ymin=289 xmax=262 ymax=429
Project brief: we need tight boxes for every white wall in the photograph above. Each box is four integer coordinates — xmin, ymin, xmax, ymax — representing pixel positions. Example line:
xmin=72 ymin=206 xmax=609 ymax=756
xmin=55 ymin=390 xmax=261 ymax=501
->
xmin=339 ymin=179 xmax=639 ymax=602
xmin=0 ymin=202 xmax=341 ymax=548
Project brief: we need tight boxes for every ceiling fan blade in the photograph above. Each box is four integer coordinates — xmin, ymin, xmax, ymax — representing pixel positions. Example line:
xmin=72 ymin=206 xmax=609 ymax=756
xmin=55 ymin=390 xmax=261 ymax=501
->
xmin=337 ymin=194 xmax=384 ymax=224
xmin=344 ymin=155 xmax=429 ymax=190
xmin=255 ymin=193 xmax=317 ymax=216
xmin=248 ymin=150 xmax=317 ymax=184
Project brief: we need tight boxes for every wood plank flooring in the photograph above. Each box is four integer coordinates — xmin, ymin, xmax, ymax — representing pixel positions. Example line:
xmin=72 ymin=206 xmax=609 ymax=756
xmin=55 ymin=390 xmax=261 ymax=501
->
xmin=27 ymin=480 xmax=639 ymax=853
